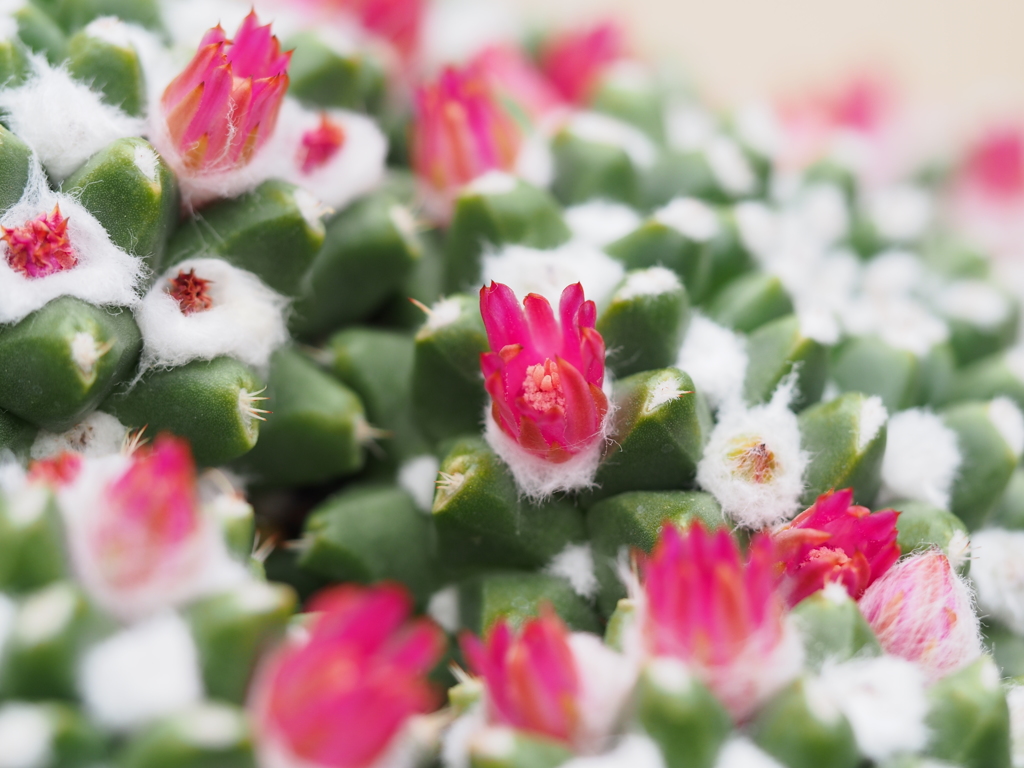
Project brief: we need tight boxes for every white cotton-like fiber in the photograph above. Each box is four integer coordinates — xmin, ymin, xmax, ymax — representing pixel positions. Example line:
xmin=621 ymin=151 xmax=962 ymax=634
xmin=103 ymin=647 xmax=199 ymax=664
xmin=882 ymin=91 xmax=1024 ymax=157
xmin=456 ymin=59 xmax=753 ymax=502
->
xmin=706 ymin=135 xmax=756 ymax=196
xmin=696 ymin=377 xmax=808 ymax=528
xmin=0 ymin=161 xmax=144 ymax=325
xmin=30 ymin=411 xmax=128 ymax=460
xmin=614 ymin=267 xmax=681 ymax=301
xmin=857 ymin=396 xmax=889 ymax=452
xmin=714 ymin=738 xmax=786 ymax=768
xmin=866 ymin=184 xmax=933 ymax=242
xmin=79 ymin=612 xmax=204 ymax=732
xmin=0 ymin=593 xmax=14 ymax=672
xmin=398 ymin=455 xmax=441 ymax=514
xmin=566 ymin=112 xmax=657 ymax=170
xmin=421 ymin=0 xmax=523 ymax=66
xmin=970 ymin=528 xmax=1024 ymax=635
xmin=878 ymin=408 xmax=961 ymax=509
xmin=664 ymin=103 xmax=716 ymax=153
xmin=515 ymin=131 xmax=555 ymax=190
xmin=816 ymin=656 xmax=930 ymax=761
xmin=565 ymin=201 xmax=642 ymax=248
xmin=939 ymin=280 xmax=1012 ymax=328
xmin=136 ymin=257 xmax=289 ymax=375
xmin=0 ymin=703 xmax=53 ymax=768
xmin=0 ymin=57 xmax=145 ymax=181
xmin=481 ymin=240 xmax=626 ymax=311
xmin=675 ymin=314 xmax=748 ymax=411
xmin=545 ymin=543 xmax=599 ymax=600
xmin=654 ymin=197 xmax=720 ymax=242
xmin=990 ymin=397 xmax=1024 ymax=459
xmin=559 ymin=735 xmax=666 ymax=768
xmin=1008 ymin=685 xmax=1024 ymax=768
xmin=441 ymin=705 xmax=487 ymax=768
xmin=426 ymin=586 xmax=460 ymax=635
xmin=734 ymin=201 xmax=779 ymax=260
xmin=568 ymin=632 xmax=636 ymax=752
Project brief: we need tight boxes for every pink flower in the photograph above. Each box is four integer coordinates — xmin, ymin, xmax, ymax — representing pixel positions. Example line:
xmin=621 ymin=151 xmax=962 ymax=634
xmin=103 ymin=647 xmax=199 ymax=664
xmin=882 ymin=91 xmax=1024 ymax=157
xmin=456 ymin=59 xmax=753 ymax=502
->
xmin=27 ymin=451 xmax=82 ymax=487
xmin=480 ymin=282 xmax=608 ymax=465
xmin=540 ymin=20 xmax=627 ymax=105
xmin=639 ymin=523 xmax=800 ymax=720
xmin=253 ymin=584 xmax=445 ymax=768
xmin=332 ymin=0 xmax=423 ymax=60
xmin=859 ymin=550 xmax=983 ymax=681
xmin=469 ymin=45 xmax=565 ymax=126
xmin=461 ymin=608 xmax=581 ymax=745
xmin=962 ymin=125 xmax=1024 ymax=202
xmin=772 ymin=489 xmax=900 ymax=607
xmin=161 ymin=11 xmax=290 ymax=175
xmin=2 ymin=205 xmax=76 ymax=279
xmin=297 ymin=113 xmax=347 ymax=175
xmin=411 ymin=65 xmax=522 ymax=211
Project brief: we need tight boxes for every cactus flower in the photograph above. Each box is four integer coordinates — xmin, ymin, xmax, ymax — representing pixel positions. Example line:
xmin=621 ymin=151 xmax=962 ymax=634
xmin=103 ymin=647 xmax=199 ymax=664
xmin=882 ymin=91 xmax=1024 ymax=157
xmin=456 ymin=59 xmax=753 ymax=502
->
xmin=332 ymin=0 xmax=423 ymax=60
xmin=479 ymin=282 xmax=608 ymax=496
xmin=638 ymin=523 xmax=802 ymax=720
xmin=2 ymin=205 xmax=76 ymax=279
xmin=27 ymin=451 xmax=83 ymax=486
xmin=411 ymin=65 xmax=521 ymax=214
xmin=252 ymin=583 xmax=445 ymax=768
xmin=161 ymin=11 xmax=290 ymax=175
xmin=470 ymin=45 xmax=565 ymax=126
xmin=858 ymin=550 xmax=983 ymax=681
xmin=297 ymin=113 xmax=347 ymax=175
xmin=772 ymin=488 xmax=901 ymax=607
xmin=963 ymin=126 xmax=1024 ymax=201
xmin=539 ymin=21 xmax=626 ymax=105
xmin=168 ymin=268 xmax=214 ymax=315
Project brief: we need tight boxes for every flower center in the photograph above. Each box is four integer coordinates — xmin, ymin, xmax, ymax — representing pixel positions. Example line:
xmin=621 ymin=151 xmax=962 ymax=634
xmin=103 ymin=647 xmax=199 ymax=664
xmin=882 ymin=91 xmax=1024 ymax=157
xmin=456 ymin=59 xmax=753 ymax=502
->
xmin=168 ymin=269 xmax=214 ymax=314
xmin=522 ymin=359 xmax=565 ymax=412
xmin=297 ymin=113 xmax=346 ymax=174
xmin=727 ymin=438 xmax=777 ymax=484
xmin=2 ymin=205 xmax=77 ymax=279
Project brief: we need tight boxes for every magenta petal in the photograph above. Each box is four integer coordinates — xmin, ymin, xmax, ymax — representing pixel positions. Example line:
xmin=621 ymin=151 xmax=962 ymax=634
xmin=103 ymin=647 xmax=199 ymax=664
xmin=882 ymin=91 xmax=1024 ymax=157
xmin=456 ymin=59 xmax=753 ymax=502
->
xmin=481 ymin=282 xmax=531 ymax=352
xmin=523 ymin=293 xmax=561 ymax=357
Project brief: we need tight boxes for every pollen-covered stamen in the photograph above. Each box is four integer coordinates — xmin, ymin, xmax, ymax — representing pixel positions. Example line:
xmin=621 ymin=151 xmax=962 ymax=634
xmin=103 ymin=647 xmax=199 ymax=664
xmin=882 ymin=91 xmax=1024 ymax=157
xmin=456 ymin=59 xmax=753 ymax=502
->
xmin=168 ymin=269 xmax=214 ymax=315
xmin=522 ymin=359 xmax=565 ymax=413
xmin=297 ymin=113 xmax=347 ymax=174
xmin=727 ymin=437 xmax=777 ymax=484
xmin=2 ymin=205 xmax=77 ymax=279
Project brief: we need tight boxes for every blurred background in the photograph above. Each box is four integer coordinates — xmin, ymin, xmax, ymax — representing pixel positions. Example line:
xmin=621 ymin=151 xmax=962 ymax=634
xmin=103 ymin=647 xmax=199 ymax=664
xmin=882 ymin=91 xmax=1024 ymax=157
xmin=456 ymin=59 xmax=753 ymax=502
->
xmin=509 ymin=0 xmax=1024 ymax=132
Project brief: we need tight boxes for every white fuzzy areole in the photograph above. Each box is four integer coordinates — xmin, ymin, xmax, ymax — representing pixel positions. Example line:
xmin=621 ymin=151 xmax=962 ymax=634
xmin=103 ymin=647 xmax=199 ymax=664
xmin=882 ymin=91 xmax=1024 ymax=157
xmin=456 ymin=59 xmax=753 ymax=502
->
xmin=515 ymin=131 xmax=555 ymax=190
xmin=567 ymin=112 xmax=657 ymax=170
xmin=176 ymin=703 xmax=246 ymax=749
xmin=735 ymin=101 xmax=783 ymax=158
xmin=544 ymin=543 xmax=599 ymax=599
xmin=706 ymin=135 xmax=756 ymax=196
xmin=565 ymin=201 xmax=642 ymax=248
xmin=566 ymin=633 xmax=638 ymax=754
xmin=398 ymin=455 xmax=441 ymax=514
xmin=421 ymin=0 xmax=522 ymax=65
xmin=857 ymin=396 xmax=888 ymax=452
xmin=426 ymin=586 xmax=460 ymax=635
xmin=133 ymin=142 xmax=160 ymax=183
xmin=0 ymin=1 xmax=20 ymax=43
xmin=654 ymin=197 xmax=720 ymax=242
xmin=795 ymin=183 xmax=850 ymax=247
xmin=0 ymin=593 xmax=14 ymax=668
xmin=1007 ymin=348 xmax=1024 ymax=386
xmin=466 ymin=171 xmax=518 ymax=197
xmin=69 ymin=331 xmax=103 ymax=377
xmin=481 ymin=241 xmax=626 ymax=312
xmin=558 ymin=735 xmax=667 ymax=768
xmin=424 ymin=296 xmax=464 ymax=332
xmin=675 ymin=314 xmax=748 ymax=411
xmin=713 ymin=738 xmax=786 ymax=768
xmin=696 ymin=378 xmax=808 ymax=528
xmin=664 ymin=103 xmax=716 ymax=153
xmin=842 ymin=296 xmax=949 ymax=357
xmin=615 ymin=267 xmax=681 ymax=302
xmin=1008 ymin=685 xmax=1024 ymax=768
xmin=867 ymin=184 xmax=932 ymax=242
xmin=940 ymin=280 xmax=1011 ymax=328
xmin=83 ymin=15 xmax=136 ymax=48
xmin=0 ymin=466 xmax=46 ymax=528
xmin=136 ymin=257 xmax=290 ymax=375
xmin=734 ymin=201 xmax=778 ymax=260
xmin=970 ymin=528 xmax=1024 ymax=635
xmin=816 ymin=656 xmax=930 ymax=761
xmin=15 ymin=583 xmax=77 ymax=646
xmin=0 ymin=703 xmax=53 ymax=768
xmin=644 ymin=369 xmax=688 ymax=415
xmin=878 ymin=408 xmax=961 ymax=509
xmin=990 ymin=397 xmax=1024 ymax=459
xmin=796 ymin=303 xmax=841 ymax=345
xmin=0 ymin=161 xmax=144 ymax=325
xmin=79 ymin=612 xmax=204 ymax=732
xmin=646 ymin=657 xmax=694 ymax=695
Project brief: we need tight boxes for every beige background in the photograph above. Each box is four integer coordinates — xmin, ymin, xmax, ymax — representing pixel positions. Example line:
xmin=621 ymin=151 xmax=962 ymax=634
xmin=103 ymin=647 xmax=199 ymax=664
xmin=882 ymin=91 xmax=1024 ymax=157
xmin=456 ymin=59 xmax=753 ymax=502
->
xmin=512 ymin=0 xmax=1024 ymax=129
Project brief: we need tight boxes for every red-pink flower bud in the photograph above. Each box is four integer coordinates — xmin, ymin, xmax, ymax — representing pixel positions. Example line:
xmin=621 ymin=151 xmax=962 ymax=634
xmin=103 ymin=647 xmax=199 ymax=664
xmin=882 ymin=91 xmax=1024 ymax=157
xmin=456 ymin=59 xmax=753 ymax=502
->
xmin=469 ymin=45 xmax=565 ymax=126
xmin=161 ymin=11 xmax=290 ymax=175
xmin=859 ymin=550 xmax=983 ymax=681
xmin=297 ymin=113 xmax=348 ymax=175
xmin=479 ymin=281 xmax=608 ymax=465
xmin=253 ymin=584 xmax=445 ymax=768
xmin=772 ymin=488 xmax=901 ymax=607
xmin=963 ymin=125 xmax=1024 ymax=201
xmin=539 ymin=21 xmax=627 ymax=105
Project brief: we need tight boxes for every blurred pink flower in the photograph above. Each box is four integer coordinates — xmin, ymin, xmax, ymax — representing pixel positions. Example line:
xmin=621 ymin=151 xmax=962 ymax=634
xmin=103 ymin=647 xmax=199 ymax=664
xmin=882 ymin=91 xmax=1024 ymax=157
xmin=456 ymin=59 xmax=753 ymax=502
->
xmin=469 ymin=45 xmax=565 ymax=126
xmin=255 ymin=584 xmax=445 ymax=768
xmin=639 ymin=522 xmax=800 ymax=720
xmin=540 ymin=20 xmax=626 ymax=105
xmin=27 ymin=451 xmax=82 ymax=486
xmin=297 ymin=113 xmax=348 ymax=175
xmin=859 ymin=550 xmax=983 ymax=681
xmin=2 ymin=205 xmax=76 ymax=279
xmin=480 ymin=282 xmax=608 ymax=465
xmin=963 ymin=125 xmax=1024 ymax=202
xmin=301 ymin=0 xmax=423 ymax=60
xmin=772 ymin=488 xmax=901 ymax=607
xmin=161 ymin=11 xmax=290 ymax=175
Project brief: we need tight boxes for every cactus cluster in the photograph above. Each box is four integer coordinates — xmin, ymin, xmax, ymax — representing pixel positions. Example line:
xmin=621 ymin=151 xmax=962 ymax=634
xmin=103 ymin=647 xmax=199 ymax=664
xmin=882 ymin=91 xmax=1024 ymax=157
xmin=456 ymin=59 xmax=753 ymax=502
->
xmin=4 ymin=1 xmax=1024 ymax=767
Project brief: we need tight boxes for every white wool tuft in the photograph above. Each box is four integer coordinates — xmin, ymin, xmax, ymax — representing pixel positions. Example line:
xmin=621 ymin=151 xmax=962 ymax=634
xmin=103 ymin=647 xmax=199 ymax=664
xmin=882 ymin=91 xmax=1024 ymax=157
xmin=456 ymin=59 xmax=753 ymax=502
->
xmin=1007 ymin=347 xmax=1024 ymax=386
xmin=614 ymin=267 xmax=682 ymax=301
xmin=990 ymin=397 xmax=1024 ymax=459
xmin=970 ymin=528 xmax=1024 ymax=635
xmin=696 ymin=377 xmax=808 ymax=528
xmin=878 ymin=408 xmax=962 ymax=509
xmin=424 ymin=297 xmax=464 ymax=331
xmin=566 ymin=112 xmax=657 ymax=170
xmin=79 ymin=612 xmax=204 ymax=732
xmin=735 ymin=101 xmax=783 ymax=158
xmin=857 ymin=396 xmax=888 ymax=452
xmin=866 ymin=184 xmax=933 ymax=242
xmin=706 ymin=135 xmax=756 ymax=196
xmin=568 ymin=632 xmax=636 ymax=752
xmin=0 ymin=703 xmax=53 ymax=768
xmin=0 ymin=57 xmax=144 ymax=181
xmin=398 ymin=455 xmax=441 ymax=513
xmin=481 ymin=240 xmax=626 ymax=311
xmin=559 ymin=735 xmax=666 ymax=768
xmin=564 ymin=201 xmax=642 ymax=248
xmin=83 ymin=15 xmax=136 ymax=48
xmin=31 ymin=411 xmax=128 ymax=460
xmin=273 ymin=101 xmax=388 ymax=211
xmin=654 ymin=197 xmax=720 ymax=242
xmin=13 ymin=583 xmax=77 ymax=648
xmin=816 ymin=656 xmax=930 ymax=761
xmin=664 ymin=103 xmax=716 ymax=153
xmin=644 ymin=369 xmax=690 ymax=414
xmin=675 ymin=314 xmax=748 ymax=411
xmin=440 ymin=705 xmax=487 ymax=768
xmin=793 ymin=184 xmax=850 ymax=247
xmin=714 ymin=738 xmax=786 ymax=768
xmin=136 ymin=258 xmax=289 ymax=375
xmin=467 ymin=171 xmax=518 ymax=197
xmin=0 ymin=161 xmax=144 ymax=325
xmin=422 ymin=0 xmax=522 ymax=65
xmin=0 ymin=593 xmax=15 ymax=672
xmin=1008 ymin=685 xmax=1024 ymax=768
xmin=734 ymin=201 xmax=779 ymax=260
xmin=544 ymin=543 xmax=599 ymax=599
xmin=939 ymin=280 xmax=1011 ymax=328
xmin=514 ymin=131 xmax=554 ymax=190
xmin=426 ymin=586 xmax=460 ymax=635
xmin=842 ymin=296 xmax=949 ymax=356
